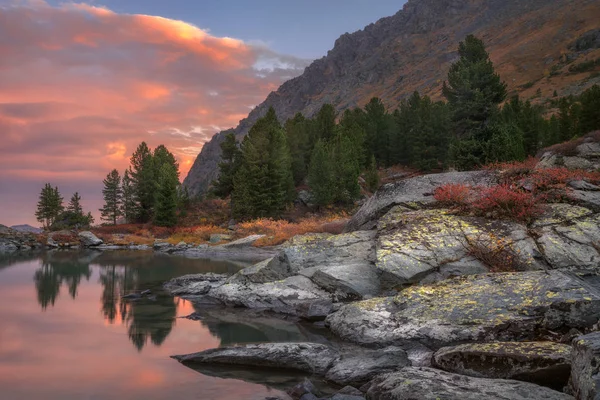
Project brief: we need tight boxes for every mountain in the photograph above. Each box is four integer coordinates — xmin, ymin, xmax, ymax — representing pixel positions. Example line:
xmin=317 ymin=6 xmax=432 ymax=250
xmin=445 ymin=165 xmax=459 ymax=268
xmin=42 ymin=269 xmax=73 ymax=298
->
xmin=184 ymin=0 xmax=600 ymax=197
xmin=10 ymin=224 xmax=43 ymax=234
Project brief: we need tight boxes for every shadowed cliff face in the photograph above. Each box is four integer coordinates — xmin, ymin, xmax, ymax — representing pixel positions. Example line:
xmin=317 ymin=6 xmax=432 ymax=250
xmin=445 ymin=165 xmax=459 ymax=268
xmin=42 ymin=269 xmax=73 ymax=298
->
xmin=183 ymin=0 xmax=600 ymax=197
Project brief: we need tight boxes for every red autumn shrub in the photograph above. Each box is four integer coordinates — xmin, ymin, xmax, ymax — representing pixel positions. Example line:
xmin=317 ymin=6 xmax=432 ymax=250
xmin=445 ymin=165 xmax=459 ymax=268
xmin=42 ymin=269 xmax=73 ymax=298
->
xmin=474 ymin=185 xmax=544 ymax=223
xmin=433 ymin=184 xmax=473 ymax=208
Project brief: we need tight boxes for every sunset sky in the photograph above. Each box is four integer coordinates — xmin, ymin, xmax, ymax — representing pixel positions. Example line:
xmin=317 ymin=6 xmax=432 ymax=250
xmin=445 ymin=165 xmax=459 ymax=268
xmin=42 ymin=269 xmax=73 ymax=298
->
xmin=0 ymin=0 xmax=405 ymax=227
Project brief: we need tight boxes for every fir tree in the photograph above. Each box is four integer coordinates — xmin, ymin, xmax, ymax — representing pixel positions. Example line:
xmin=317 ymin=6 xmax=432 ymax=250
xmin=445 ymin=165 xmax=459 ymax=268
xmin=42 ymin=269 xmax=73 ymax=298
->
xmin=579 ymin=84 xmax=600 ymax=134
xmin=308 ymin=140 xmax=335 ymax=207
xmin=332 ymin=135 xmax=361 ymax=204
xmin=35 ymin=184 xmax=64 ymax=229
xmin=67 ymin=192 xmax=83 ymax=216
xmin=100 ymin=169 xmax=122 ymax=225
xmin=314 ymin=104 xmax=337 ymax=142
xmin=154 ymin=163 xmax=179 ymax=227
xmin=443 ymin=35 xmax=508 ymax=168
xmin=129 ymin=142 xmax=155 ymax=222
xmin=285 ymin=113 xmax=312 ymax=184
xmin=121 ymin=169 xmax=136 ymax=223
xmin=232 ymin=107 xmax=294 ymax=219
xmin=212 ymin=132 xmax=241 ymax=198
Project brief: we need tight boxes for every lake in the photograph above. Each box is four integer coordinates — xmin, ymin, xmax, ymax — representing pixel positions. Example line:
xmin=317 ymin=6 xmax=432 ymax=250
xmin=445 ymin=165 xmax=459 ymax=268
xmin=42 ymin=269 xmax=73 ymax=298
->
xmin=0 ymin=251 xmax=320 ymax=400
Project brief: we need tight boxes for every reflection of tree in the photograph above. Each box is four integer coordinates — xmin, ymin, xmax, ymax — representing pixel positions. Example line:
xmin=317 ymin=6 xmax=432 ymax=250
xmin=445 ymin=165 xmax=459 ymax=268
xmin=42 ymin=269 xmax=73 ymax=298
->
xmin=34 ymin=253 xmax=92 ymax=310
xmin=124 ymin=297 xmax=177 ymax=351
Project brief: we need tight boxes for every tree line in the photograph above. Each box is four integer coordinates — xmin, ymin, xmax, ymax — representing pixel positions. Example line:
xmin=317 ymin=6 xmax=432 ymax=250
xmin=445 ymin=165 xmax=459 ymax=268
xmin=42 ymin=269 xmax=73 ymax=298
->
xmin=99 ymin=142 xmax=188 ymax=227
xmin=212 ymin=35 xmax=600 ymax=220
xmin=35 ymin=186 xmax=94 ymax=230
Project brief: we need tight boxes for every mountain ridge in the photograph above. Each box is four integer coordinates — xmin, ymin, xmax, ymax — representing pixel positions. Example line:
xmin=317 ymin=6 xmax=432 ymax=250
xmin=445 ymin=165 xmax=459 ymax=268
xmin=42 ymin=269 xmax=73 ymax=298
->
xmin=184 ymin=0 xmax=600 ymax=196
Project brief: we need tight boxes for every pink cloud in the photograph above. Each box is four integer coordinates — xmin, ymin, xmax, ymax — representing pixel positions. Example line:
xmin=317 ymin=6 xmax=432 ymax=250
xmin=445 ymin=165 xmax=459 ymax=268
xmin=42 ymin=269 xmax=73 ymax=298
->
xmin=0 ymin=1 xmax=309 ymax=226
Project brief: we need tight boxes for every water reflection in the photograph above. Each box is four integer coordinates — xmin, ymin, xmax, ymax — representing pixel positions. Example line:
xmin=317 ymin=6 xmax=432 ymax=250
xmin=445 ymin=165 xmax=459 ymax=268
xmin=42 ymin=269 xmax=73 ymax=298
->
xmin=30 ymin=250 xmax=243 ymax=351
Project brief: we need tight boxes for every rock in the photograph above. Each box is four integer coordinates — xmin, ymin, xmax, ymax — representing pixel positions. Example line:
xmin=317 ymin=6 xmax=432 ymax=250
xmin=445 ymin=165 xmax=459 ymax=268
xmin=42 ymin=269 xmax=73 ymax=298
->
xmin=0 ymin=239 xmax=18 ymax=253
xmin=122 ymin=293 xmax=142 ymax=300
xmin=176 ymin=241 xmax=187 ymax=248
xmin=570 ymin=331 xmax=600 ymax=400
xmin=325 ymin=346 xmax=409 ymax=387
xmin=227 ymin=258 xmax=287 ymax=284
xmin=569 ymin=190 xmax=600 ymax=211
xmin=164 ymin=273 xmax=228 ymax=296
xmin=345 ymin=171 xmax=497 ymax=231
xmin=140 ymin=289 xmax=151 ymax=296
xmin=210 ymin=275 xmax=333 ymax=317
xmin=46 ymin=237 xmax=59 ymax=248
xmin=326 ymin=270 xmax=600 ymax=348
xmin=287 ymin=379 xmax=321 ymax=400
xmin=366 ymin=367 xmax=573 ymax=400
xmin=311 ymin=263 xmax=381 ymax=301
xmin=78 ymin=231 xmax=103 ymax=246
xmin=297 ymin=190 xmax=314 ymax=207
xmin=330 ymin=394 xmax=364 ymax=400
xmin=432 ymin=341 xmax=572 ymax=390
xmin=153 ymin=241 xmax=172 ymax=251
xmin=335 ymin=386 xmax=362 ymax=396
xmin=172 ymin=342 xmax=339 ymax=375
xmin=220 ymin=235 xmax=265 ymax=248
xmin=569 ymin=180 xmax=600 ymax=191
xmin=295 ymin=299 xmax=334 ymax=321
xmin=209 ymin=234 xmax=232 ymax=243
xmin=536 ymin=213 xmax=600 ymax=269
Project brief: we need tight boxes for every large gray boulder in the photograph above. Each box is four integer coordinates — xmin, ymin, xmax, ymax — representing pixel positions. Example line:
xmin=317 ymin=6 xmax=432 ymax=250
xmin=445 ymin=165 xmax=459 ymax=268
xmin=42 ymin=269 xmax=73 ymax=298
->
xmin=536 ymin=212 xmax=600 ymax=269
xmin=366 ymin=367 xmax=573 ymax=400
xmin=0 ymin=238 xmax=18 ymax=253
xmin=325 ymin=346 xmax=409 ymax=387
xmin=570 ymin=331 xmax=600 ymax=400
xmin=226 ymin=230 xmax=380 ymax=301
xmin=164 ymin=273 xmax=228 ymax=296
xmin=78 ymin=231 xmax=103 ymax=246
xmin=326 ymin=270 xmax=600 ymax=348
xmin=345 ymin=171 xmax=497 ymax=232
xmin=432 ymin=341 xmax=572 ymax=390
xmin=210 ymin=275 xmax=333 ymax=316
xmin=375 ymin=207 xmax=544 ymax=288
xmin=172 ymin=342 xmax=338 ymax=375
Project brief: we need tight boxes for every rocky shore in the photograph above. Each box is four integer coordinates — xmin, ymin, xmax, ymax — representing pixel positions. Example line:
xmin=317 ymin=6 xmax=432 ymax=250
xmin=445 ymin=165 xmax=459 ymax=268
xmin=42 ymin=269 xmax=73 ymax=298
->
xmin=165 ymin=160 xmax=600 ymax=399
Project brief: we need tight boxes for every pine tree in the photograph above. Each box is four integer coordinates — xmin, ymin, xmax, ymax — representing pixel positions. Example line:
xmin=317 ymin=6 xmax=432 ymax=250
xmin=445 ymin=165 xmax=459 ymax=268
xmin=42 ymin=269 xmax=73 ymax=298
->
xmin=333 ymin=135 xmax=361 ymax=204
xmin=443 ymin=35 xmax=507 ymax=168
xmin=308 ymin=140 xmax=335 ymax=207
xmin=579 ymin=84 xmax=600 ymax=134
xmin=285 ymin=113 xmax=312 ymax=184
xmin=121 ymin=169 xmax=136 ymax=223
xmin=212 ymin=132 xmax=241 ymax=197
xmin=365 ymin=97 xmax=394 ymax=166
xmin=314 ymin=104 xmax=337 ymax=142
xmin=154 ymin=163 xmax=179 ymax=227
xmin=35 ymin=183 xmax=64 ymax=229
xmin=232 ymin=107 xmax=294 ymax=219
xmin=100 ymin=169 xmax=122 ymax=225
xmin=67 ymin=192 xmax=83 ymax=216
xmin=129 ymin=142 xmax=155 ymax=222
xmin=153 ymin=144 xmax=180 ymax=181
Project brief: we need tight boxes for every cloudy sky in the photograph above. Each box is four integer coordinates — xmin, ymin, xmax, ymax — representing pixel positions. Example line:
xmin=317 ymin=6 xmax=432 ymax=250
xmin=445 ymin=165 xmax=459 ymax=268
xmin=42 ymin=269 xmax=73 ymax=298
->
xmin=0 ymin=0 xmax=405 ymax=227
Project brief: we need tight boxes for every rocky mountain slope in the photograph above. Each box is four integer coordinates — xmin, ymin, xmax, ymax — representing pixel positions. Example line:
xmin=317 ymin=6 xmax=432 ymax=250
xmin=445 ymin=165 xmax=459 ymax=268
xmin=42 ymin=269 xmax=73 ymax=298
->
xmin=184 ymin=0 xmax=600 ymax=196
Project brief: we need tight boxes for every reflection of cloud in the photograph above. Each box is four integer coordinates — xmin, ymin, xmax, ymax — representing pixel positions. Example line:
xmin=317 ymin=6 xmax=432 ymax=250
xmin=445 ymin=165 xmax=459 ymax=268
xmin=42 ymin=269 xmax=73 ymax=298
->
xmin=0 ymin=1 xmax=310 ymax=225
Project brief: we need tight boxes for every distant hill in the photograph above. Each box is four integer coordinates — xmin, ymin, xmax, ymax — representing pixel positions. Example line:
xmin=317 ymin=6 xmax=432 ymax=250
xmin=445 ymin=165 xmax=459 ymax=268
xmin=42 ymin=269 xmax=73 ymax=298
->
xmin=184 ymin=0 xmax=600 ymax=197
xmin=10 ymin=225 xmax=43 ymax=234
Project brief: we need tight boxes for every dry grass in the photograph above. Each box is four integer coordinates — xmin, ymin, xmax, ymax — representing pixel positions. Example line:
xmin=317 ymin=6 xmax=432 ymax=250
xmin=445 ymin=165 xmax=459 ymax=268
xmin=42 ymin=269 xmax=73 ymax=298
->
xmin=236 ymin=213 xmax=349 ymax=247
xmin=463 ymin=233 xmax=525 ymax=272
xmin=166 ymin=225 xmax=229 ymax=245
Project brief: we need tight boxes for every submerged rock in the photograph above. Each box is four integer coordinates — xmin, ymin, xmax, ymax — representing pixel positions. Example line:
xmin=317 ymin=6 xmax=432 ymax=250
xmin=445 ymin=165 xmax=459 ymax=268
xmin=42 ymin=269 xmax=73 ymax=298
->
xmin=366 ymin=367 xmax=573 ymax=400
xmin=570 ymin=331 xmax=600 ymax=400
xmin=172 ymin=342 xmax=338 ymax=375
xmin=326 ymin=270 xmax=600 ymax=348
xmin=432 ymin=341 xmax=572 ymax=390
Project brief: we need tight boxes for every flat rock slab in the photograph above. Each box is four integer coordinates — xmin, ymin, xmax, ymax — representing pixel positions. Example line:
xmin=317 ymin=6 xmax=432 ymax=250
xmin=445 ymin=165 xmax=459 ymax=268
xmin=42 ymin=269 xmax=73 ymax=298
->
xmin=345 ymin=170 xmax=497 ymax=231
xmin=432 ymin=341 xmax=571 ymax=390
xmin=172 ymin=342 xmax=339 ymax=375
xmin=210 ymin=275 xmax=333 ymax=317
xmin=326 ymin=270 xmax=600 ymax=348
xmin=366 ymin=367 xmax=573 ymax=400
xmin=570 ymin=331 xmax=600 ymax=400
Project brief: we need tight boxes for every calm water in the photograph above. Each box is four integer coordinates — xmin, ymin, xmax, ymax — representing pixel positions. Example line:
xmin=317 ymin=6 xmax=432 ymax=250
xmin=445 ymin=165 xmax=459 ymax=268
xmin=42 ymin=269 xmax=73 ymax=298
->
xmin=0 ymin=251 xmax=318 ymax=400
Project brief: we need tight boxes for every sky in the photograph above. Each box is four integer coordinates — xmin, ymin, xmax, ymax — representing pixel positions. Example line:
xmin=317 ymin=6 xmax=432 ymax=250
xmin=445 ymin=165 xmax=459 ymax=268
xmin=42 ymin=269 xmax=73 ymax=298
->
xmin=0 ymin=0 xmax=406 ymax=227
